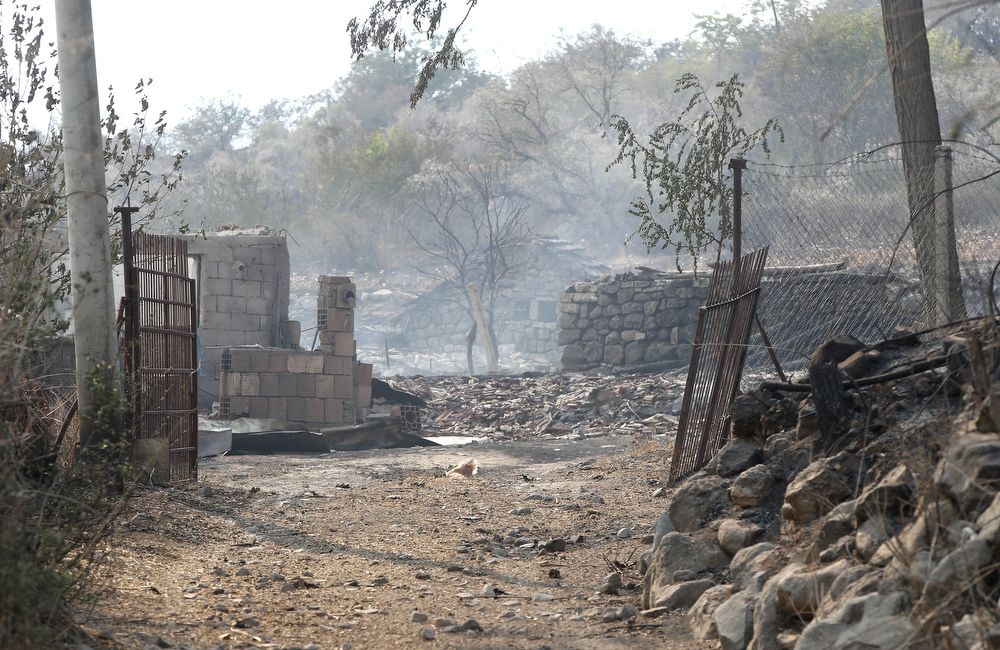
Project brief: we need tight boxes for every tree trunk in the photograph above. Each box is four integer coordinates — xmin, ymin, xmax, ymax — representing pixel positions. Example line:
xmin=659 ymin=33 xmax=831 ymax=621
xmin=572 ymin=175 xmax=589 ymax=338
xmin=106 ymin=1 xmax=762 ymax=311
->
xmin=56 ymin=0 xmax=120 ymax=448
xmin=880 ymin=0 xmax=963 ymax=326
xmin=465 ymin=321 xmax=477 ymax=376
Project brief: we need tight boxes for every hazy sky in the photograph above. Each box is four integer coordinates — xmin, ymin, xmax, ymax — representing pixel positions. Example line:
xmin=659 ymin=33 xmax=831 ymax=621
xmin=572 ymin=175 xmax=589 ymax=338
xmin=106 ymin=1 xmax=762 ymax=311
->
xmin=35 ymin=1 xmax=749 ymax=124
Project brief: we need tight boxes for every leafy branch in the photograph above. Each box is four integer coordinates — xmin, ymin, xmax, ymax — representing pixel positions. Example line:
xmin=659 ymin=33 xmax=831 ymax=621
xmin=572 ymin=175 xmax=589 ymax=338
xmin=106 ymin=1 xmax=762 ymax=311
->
xmin=607 ymin=73 xmax=782 ymax=269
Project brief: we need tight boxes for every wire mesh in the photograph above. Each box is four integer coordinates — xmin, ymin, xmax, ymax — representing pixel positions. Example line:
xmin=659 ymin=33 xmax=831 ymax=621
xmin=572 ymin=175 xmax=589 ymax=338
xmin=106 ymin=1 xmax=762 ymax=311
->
xmin=740 ymin=146 xmax=1000 ymax=384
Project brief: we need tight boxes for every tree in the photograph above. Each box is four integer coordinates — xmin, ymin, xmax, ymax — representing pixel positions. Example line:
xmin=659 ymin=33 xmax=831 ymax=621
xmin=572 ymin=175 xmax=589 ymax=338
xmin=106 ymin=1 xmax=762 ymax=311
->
xmin=881 ymin=0 xmax=964 ymax=324
xmin=409 ymin=158 xmax=531 ymax=374
xmin=608 ymin=73 xmax=781 ymax=269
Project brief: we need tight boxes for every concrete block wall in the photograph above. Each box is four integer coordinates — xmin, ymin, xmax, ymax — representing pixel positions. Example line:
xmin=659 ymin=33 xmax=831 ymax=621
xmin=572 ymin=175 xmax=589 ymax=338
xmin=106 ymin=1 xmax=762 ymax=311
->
xmin=219 ymin=347 xmax=356 ymax=426
xmin=557 ymin=274 xmax=710 ymax=371
xmin=183 ymin=232 xmax=291 ymax=408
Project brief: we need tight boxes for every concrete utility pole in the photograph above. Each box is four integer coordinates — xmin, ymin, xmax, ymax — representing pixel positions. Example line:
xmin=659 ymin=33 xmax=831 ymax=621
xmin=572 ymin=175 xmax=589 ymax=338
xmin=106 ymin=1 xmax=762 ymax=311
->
xmin=55 ymin=0 xmax=120 ymax=448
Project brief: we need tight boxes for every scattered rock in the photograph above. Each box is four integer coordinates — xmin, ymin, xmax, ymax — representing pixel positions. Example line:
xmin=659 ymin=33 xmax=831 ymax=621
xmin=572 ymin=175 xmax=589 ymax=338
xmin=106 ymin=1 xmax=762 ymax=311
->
xmin=934 ymin=432 xmax=1000 ymax=513
xmin=718 ymin=519 xmax=765 ymax=555
xmin=616 ymin=527 xmax=633 ymax=539
xmin=642 ymin=532 xmax=731 ymax=609
xmin=783 ymin=452 xmax=860 ymax=524
xmin=715 ymin=438 xmax=765 ymax=478
xmin=668 ymin=476 xmax=732 ymax=532
xmin=411 ymin=612 xmax=428 ymax=623
xmin=689 ymin=584 xmax=732 ymax=641
xmin=728 ymin=465 xmax=775 ymax=508
xmin=194 ymin=485 xmax=213 ymax=497
xmin=598 ymin=573 xmax=622 ymax=595
xmin=420 ymin=628 xmax=436 ymax=641
xmin=649 ymin=579 xmax=715 ymax=611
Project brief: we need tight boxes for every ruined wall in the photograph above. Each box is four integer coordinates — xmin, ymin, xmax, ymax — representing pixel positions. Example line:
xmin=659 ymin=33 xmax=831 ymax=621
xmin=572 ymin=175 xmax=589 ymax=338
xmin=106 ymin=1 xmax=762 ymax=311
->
xmin=557 ymin=274 xmax=710 ymax=371
xmin=184 ymin=232 xmax=291 ymax=408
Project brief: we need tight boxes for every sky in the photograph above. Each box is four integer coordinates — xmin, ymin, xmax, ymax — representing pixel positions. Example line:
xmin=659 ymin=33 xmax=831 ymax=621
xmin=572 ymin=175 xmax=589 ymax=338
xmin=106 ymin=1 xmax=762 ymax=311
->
xmin=32 ymin=0 xmax=750 ymax=125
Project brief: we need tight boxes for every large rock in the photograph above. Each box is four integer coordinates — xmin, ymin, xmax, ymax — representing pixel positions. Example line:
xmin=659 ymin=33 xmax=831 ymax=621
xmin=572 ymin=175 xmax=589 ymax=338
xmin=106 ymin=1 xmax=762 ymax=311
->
xmin=926 ymin=537 xmax=993 ymax=593
xmin=649 ymin=579 xmax=716 ymax=610
xmin=689 ymin=584 xmax=733 ymax=641
xmin=652 ymin=509 xmax=675 ymax=552
xmin=796 ymin=591 xmax=913 ymax=650
xmin=783 ymin=452 xmax=860 ymax=524
xmin=748 ymin=564 xmax=803 ymax=650
xmin=731 ymin=542 xmax=778 ymax=586
xmin=774 ymin=559 xmax=850 ymax=618
xmin=716 ymin=438 xmax=765 ymax=478
xmin=718 ymin=520 xmax=765 ymax=555
xmin=855 ymin=515 xmax=897 ymax=563
xmin=729 ymin=392 xmax=770 ymax=439
xmin=642 ymin=532 xmax=731 ymax=610
xmin=668 ymin=476 xmax=732 ymax=532
xmin=729 ymin=465 xmax=775 ymax=508
xmin=716 ymin=592 xmax=756 ymax=650
xmin=855 ymin=464 xmax=915 ymax=523
xmin=934 ymin=432 xmax=1000 ymax=513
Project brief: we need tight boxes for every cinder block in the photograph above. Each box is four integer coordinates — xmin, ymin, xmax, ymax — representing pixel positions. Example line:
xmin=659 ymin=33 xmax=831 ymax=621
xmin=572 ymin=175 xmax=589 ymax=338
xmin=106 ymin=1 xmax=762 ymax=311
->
xmin=324 ymin=356 xmax=345 ymax=375
xmin=334 ymin=374 xmax=353 ymax=399
xmin=259 ymin=373 xmax=279 ymax=396
xmin=304 ymin=354 xmax=325 ymax=374
xmin=219 ymin=371 xmax=236 ymax=396
xmin=315 ymin=375 xmax=336 ymax=399
xmin=287 ymin=355 xmax=307 ymax=373
xmin=324 ymin=399 xmax=345 ymax=424
xmin=305 ymin=399 xmax=325 ymax=423
xmin=230 ymin=396 xmax=249 ymax=417
xmin=277 ymin=373 xmax=297 ymax=396
xmin=267 ymin=397 xmax=287 ymax=420
xmin=230 ymin=312 xmax=260 ymax=332
xmin=269 ymin=353 xmax=288 ymax=372
xmin=318 ymin=331 xmax=334 ymax=346
xmin=248 ymin=397 xmax=268 ymax=418
xmin=297 ymin=374 xmax=316 ymax=398
xmin=200 ymin=312 xmax=231 ymax=330
xmin=249 ymin=350 xmax=270 ymax=372
xmin=217 ymin=295 xmax=247 ymax=313
xmin=232 ymin=279 xmax=264 ymax=297
xmin=354 ymin=385 xmax=372 ymax=409
xmin=240 ymin=373 xmax=260 ymax=396
xmin=199 ymin=294 xmax=218 ymax=313
xmin=355 ymin=363 xmax=373 ymax=386
xmin=246 ymin=297 xmax=272 ymax=316
xmin=203 ymin=277 xmax=232 ymax=295
xmin=333 ymin=333 xmax=356 ymax=358
xmin=286 ymin=397 xmax=306 ymax=421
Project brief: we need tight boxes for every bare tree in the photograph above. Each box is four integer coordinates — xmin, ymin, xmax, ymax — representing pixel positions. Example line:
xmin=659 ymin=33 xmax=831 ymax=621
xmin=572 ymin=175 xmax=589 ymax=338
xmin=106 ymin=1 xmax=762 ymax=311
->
xmin=410 ymin=158 xmax=532 ymax=374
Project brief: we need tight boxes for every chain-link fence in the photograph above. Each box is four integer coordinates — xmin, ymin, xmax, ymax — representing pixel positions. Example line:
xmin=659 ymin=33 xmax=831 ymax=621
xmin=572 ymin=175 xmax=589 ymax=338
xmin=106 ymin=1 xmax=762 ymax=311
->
xmin=740 ymin=145 xmax=1000 ymax=384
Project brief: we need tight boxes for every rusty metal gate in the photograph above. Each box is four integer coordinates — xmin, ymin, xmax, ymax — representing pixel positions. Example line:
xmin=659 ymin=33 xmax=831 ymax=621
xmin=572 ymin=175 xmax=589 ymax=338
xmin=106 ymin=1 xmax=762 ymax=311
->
xmin=669 ymin=247 xmax=769 ymax=486
xmin=122 ymin=215 xmax=198 ymax=482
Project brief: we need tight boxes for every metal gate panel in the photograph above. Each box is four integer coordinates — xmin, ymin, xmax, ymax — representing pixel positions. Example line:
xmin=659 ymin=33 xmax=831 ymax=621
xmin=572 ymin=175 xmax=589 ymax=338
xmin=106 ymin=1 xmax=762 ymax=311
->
xmin=669 ymin=247 xmax=769 ymax=486
xmin=130 ymin=232 xmax=198 ymax=482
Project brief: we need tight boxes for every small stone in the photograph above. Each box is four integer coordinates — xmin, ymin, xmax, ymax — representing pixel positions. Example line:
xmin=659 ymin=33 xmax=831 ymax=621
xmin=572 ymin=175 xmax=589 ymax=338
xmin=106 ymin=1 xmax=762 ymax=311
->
xmin=618 ymin=603 xmax=639 ymax=619
xmin=195 ymin=485 xmax=213 ymax=497
xmin=509 ymin=507 xmax=532 ymax=516
xmin=599 ymin=572 xmax=622 ymax=595
xmin=236 ymin=567 xmax=252 ymax=577
xmin=155 ymin=637 xmax=174 ymax=648
xmin=420 ymin=628 xmax=436 ymax=641
xmin=652 ymin=487 xmax=668 ymax=498
xmin=640 ymin=534 xmax=654 ymax=544
xmin=544 ymin=538 xmax=566 ymax=552
xmin=461 ymin=618 xmax=483 ymax=631
xmin=412 ymin=612 xmax=428 ymax=623
xmin=433 ymin=617 xmax=454 ymax=628
xmin=590 ymin=495 xmax=606 ymax=504
xmin=214 ymin=604 xmax=229 ymax=613
xmin=548 ymin=568 xmax=562 ymax=579
xmin=480 ymin=584 xmax=497 ymax=597
xmin=617 ymin=527 xmax=633 ymax=539
xmin=533 ymin=593 xmax=555 ymax=602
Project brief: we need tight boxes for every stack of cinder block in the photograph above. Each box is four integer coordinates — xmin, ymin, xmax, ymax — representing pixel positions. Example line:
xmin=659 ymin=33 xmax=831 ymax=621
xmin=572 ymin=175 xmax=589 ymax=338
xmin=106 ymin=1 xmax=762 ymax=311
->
xmin=218 ymin=348 xmax=356 ymax=426
xmin=218 ymin=275 xmax=378 ymax=428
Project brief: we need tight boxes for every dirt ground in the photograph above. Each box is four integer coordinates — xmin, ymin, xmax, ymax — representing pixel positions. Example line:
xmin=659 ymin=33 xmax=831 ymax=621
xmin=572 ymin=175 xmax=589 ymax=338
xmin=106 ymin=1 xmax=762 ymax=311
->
xmin=80 ymin=433 xmax=709 ymax=650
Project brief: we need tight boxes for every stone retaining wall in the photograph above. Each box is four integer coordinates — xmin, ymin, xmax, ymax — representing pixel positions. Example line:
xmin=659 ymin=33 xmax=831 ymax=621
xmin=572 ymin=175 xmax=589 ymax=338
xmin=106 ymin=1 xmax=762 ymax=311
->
xmin=557 ymin=274 xmax=711 ymax=371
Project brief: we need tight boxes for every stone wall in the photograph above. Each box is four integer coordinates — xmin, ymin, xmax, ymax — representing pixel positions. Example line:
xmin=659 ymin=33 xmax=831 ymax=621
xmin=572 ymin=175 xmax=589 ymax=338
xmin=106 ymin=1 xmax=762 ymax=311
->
xmin=557 ymin=273 xmax=710 ymax=371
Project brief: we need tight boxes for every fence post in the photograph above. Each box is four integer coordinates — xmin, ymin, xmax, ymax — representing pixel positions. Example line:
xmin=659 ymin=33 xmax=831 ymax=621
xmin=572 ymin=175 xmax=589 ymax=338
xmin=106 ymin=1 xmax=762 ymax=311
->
xmin=729 ymin=158 xmax=747 ymax=289
xmin=933 ymin=146 xmax=967 ymax=325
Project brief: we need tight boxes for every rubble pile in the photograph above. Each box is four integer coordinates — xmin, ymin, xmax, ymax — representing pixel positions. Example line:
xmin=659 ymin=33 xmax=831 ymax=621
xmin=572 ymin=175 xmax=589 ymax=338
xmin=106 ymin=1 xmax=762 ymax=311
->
xmin=391 ymin=372 xmax=687 ymax=441
xmin=636 ymin=320 xmax=1000 ymax=649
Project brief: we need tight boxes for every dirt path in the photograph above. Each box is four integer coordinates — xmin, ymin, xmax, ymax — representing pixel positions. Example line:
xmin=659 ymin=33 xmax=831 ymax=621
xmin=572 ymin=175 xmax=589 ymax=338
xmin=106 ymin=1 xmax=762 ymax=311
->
xmin=81 ymin=433 xmax=709 ymax=649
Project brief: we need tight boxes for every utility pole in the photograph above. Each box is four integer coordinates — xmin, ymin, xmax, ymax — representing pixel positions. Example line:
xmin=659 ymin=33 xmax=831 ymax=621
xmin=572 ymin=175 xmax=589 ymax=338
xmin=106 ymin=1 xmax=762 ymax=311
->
xmin=55 ymin=0 xmax=120 ymax=448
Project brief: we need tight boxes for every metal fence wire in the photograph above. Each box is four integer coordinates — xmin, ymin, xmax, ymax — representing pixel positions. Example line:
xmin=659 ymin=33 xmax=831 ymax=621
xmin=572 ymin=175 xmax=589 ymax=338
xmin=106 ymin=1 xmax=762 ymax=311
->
xmin=740 ymin=146 xmax=1000 ymax=384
